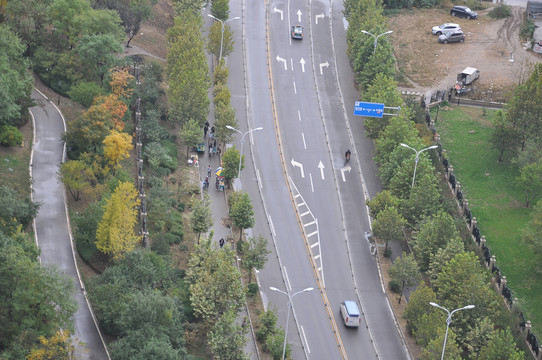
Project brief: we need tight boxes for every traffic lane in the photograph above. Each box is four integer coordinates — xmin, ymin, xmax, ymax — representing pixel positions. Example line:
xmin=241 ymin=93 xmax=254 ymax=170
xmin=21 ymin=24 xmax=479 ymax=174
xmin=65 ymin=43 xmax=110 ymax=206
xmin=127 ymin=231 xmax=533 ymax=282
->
xmin=330 ymin=0 xmax=382 ymax=198
xmin=30 ymin=91 xmax=109 ymax=359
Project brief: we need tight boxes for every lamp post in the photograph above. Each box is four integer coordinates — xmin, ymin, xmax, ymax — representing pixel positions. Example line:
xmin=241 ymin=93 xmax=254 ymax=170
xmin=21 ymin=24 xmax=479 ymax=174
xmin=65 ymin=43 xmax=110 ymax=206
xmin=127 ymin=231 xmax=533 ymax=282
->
xmin=430 ymin=302 xmax=475 ymax=360
xmin=361 ymin=30 xmax=393 ymax=55
xmin=226 ymin=125 xmax=262 ymax=188
xmin=400 ymin=143 xmax=438 ymax=187
xmin=270 ymin=286 xmax=314 ymax=360
xmin=46 ymin=68 xmax=52 ymax=88
xmin=57 ymin=81 xmax=62 ymax=106
xmin=207 ymin=14 xmax=240 ymax=61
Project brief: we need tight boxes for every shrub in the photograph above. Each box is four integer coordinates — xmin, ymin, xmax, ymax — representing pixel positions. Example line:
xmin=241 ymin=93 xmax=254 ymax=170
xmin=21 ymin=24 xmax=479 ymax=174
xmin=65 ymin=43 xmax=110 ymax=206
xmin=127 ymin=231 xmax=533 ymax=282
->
xmin=247 ymin=283 xmax=258 ymax=297
xmin=151 ymin=236 xmax=170 ymax=256
xmin=488 ymin=4 xmax=511 ymax=19
xmin=520 ymin=20 xmax=535 ymax=40
xmin=68 ymin=81 xmax=103 ymax=107
xmin=389 ymin=279 xmax=402 ymax=293
xmin=384 ymin=247 xmax=393 ymax=258
xmin=256 ymin=309 xmax=277 ymax=342
xmin=265 ymin=331 xmax=290 ymax=360
xmin=237 ymin=239 xmax=247 ymax=253
xmin=0 ymin=125 xmax=23 ymax=146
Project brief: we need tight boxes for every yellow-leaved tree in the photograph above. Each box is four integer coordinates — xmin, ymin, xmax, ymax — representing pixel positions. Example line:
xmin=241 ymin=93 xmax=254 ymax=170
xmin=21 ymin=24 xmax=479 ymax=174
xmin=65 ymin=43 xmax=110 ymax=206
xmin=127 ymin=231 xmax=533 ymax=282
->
xmin=103 ymin=130 xmax=132 ymax=173
xmin=96 ymin=181 xmax=140 ymax=259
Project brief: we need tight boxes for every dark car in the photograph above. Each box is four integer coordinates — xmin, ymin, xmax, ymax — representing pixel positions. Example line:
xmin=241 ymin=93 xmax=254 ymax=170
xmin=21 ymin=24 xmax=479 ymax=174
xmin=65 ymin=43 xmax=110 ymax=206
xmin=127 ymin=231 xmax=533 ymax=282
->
xmin=438 ymin=31 xmax=465 ymax=44
xmin=291 ymin=25 xmax=303 ymax=39
xmin=450 ymin=5 xmax=477 ymax=19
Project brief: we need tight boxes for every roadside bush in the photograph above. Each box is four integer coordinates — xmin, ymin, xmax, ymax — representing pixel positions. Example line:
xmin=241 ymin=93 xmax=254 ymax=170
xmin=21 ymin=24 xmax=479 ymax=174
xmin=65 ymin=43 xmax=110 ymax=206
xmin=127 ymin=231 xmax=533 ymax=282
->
xmin=247 ymin=283 xmax=258 ymax=297
xmin=265 ymin=331 xmax=289 ymax=360
xmin=389 ymin=279 xmax=402 ymax=293
xmin=68 ymin=81 xmax=103 ymax=107
xmin=520 ymin=20 xmax=535 ymax=40
xmin=150 ymin=235 xmax=170 ymax=256
xmin=256 ymin=309 xmax=277 ymax=342
xmin=488 ymin=4 xmax=511 ymax=19
xmin=0 ymin=125 xmax=23 ymax=146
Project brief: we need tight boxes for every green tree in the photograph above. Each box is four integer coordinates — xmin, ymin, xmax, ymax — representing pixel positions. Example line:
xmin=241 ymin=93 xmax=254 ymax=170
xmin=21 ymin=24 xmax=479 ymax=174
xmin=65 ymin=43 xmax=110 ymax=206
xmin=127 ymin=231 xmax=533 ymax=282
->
xmin=140 ymin=109 xmax=169 ymax=146
xmin=229 ymin=191 xmax=255 ymax=241
xmin=241 ymin=235 xmax=270 ymax=282
xmin=522 ymin=200 xmax=542 ymax=253
xmin=399 ymin=172 xmax=441 ymax=227
xmin=490 ymin=110 xmax=520 ymax=162
xmin=412 ymin=211 xmax=460 ymax=272
xmin=208 ymin=21 xmax=234 ymax=60
xmin=0 ymin=185 xmax=40 ymax=228
xmin=404 ymin=282 xmax=437 ymax=335
xmin=427 ymin=237 xmax=464 ymax=282
xmin=167 ymin=13 xmax=210 ymax=124
xmin=478 ymin=327 xmax=524 ymax=360
xmin=362 ymin=73 xmax=403 ymax=139
xmin=515 ymin=161 xmax=542 ymax=207
xmin=388 ymin=252 xmax=420 ymax=303
xmin=214 ymin=101 xmax=237 ymax=147
xmin=464 ymin=317 xmax=495 ymax=356
xmin=58 ymin=160 xmax=89 ymax=201
xmin=434 ymin=252 xmax=503 ymax=346
xmin=222 ymin=146 xmax=242 ymax=183
xmin=179 ymin=118 xmax=202 ymax=158
xmin=75 ymin=34 xmax=123 ymax=83
xmin=0 ymin=244 xmax=77 ymax=351
xmin=208 ymin=310 xmax=249 ymax=360
xmin=95 ymin=181 xmax=141 ymax=259
xmin=372 ymin=206 xmax=406 ymax=251
xmin=72 ymin=200 xmax=104 ymax=262
xmin=420 ymin=328 xmax=462 ymax=360
xmin=187 ymin=238 xmax=245 ymax=325
xmin=256 ymin=308 xmax=278 ymax=342
xmin=367 ymin=190 xmax=399 ymax=219
xmin=213 ymin=59 xmax=229 ymax=85
xmin=190 ymin=195 xmax=213 ymax=243
xmin=210 ymin=0 xmax=229 ymax=20
xmin=373 ymin=112 xmax=420 ymax=168
xmin=0 ymin=24 xmax=33 ymax=127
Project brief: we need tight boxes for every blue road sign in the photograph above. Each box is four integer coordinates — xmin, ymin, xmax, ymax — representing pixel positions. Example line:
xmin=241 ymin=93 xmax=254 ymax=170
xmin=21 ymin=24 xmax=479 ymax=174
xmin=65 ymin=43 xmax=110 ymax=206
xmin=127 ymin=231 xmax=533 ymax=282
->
xmin=353 ymin=101 xmax=385 ymax=118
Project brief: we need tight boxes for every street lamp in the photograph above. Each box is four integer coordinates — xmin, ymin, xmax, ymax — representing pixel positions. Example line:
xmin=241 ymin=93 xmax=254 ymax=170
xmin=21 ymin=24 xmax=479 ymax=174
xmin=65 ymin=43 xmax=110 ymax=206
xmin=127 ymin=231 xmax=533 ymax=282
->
xmin=361 ymin=30 xmax=393 ymax=55
xmin=57 ymin=81 xmax=62 ymax=106
xmin=207 ymin=14 xmax=240 ymax=61
xmin=430 ymin=302 xmax=475 ymax=360
xmin=270 ymin=286 xmax=314 ymax=360
xmin=400 ymin=143 xmax=438 ymax=187
xmin=226 ymin=125 xmax=262 ymax=189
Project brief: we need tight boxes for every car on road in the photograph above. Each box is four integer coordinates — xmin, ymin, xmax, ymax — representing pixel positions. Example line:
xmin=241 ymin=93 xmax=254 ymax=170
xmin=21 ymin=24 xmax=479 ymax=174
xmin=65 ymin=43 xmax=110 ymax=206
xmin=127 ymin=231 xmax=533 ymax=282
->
xmin=340 ymin=300 xmax=361 ymax=328
xmin=432 ymin=23 xmax=461 ymax=35
xmin=439 ymin=31 xmax=465 ymax=44
xmin=291 ymin=25 xmax=303 ymax=39
xmin=450 ymin=5 xmax=478 ymax=19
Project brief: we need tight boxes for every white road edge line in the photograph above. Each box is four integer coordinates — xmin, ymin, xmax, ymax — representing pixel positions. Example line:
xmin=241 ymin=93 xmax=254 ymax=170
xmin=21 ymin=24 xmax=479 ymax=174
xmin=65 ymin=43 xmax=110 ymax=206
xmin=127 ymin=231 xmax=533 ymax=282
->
xmin=268 ymin=215 xmax=276 ymax=237
xmin=301 ymin=325 xmax=310 ymax=353
xmin=293 ymin=81 xmax=297 ymax=94
xmin=284 ymin=266 xmax=292 ymax=291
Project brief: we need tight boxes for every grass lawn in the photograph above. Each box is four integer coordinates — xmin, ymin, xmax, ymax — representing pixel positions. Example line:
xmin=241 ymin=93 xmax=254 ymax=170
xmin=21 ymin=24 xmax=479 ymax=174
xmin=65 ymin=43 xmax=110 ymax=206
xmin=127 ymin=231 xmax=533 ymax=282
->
xmin=433 ymin=105 xmax=542 ymax=335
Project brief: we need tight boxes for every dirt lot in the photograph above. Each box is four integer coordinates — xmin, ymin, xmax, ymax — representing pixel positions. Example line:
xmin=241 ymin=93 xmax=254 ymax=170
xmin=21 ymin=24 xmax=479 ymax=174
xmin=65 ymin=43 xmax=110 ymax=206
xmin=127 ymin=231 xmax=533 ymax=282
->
xmin=388 ymin=6 xmax=542 ymax=95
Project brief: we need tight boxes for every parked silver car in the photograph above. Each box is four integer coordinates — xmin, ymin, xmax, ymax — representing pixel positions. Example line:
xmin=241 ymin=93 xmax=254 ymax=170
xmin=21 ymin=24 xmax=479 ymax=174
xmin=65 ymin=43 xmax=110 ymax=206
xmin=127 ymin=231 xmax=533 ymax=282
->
xmin=438 ymin=31 xmax=465 ymax=44
xmin=432 ymin=23 xmax=461 ymax=35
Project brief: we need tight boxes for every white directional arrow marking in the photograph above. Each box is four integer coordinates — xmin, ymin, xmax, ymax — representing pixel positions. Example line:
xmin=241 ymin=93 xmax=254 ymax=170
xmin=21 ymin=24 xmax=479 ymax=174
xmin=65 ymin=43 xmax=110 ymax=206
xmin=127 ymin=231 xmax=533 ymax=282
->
xmin=340 ymin=165 xmax=351 ymax=182
xmin=318 ymin=161 xmax=325 ymax=180
xmin=299 ymin=58 xmax=306 ymax=72
xmin=274 ymin=7 xmax=283 ymax=20
xmin=291 ymin=158 xmax=305 ymax=178
xmin=319 ymin=61 xmax=329 ymax=75
xmin=297 ymin=9 xmax=302 ymax=22
xmin=276 ymin=55 xmax=287 ymax=70
xmin=315 ymin=13 xmax=325 ymax=24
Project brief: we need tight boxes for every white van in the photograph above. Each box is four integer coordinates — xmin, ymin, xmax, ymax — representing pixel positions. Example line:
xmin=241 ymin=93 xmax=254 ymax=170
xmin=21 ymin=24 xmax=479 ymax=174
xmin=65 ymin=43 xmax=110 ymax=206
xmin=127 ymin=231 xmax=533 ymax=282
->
xmin=340 ymin=300 xmax=361 ymax=328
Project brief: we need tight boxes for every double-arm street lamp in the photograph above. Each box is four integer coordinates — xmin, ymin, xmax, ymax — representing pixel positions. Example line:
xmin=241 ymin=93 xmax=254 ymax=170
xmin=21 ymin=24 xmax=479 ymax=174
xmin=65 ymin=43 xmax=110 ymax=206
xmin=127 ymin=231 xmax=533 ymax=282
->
xmin=430 ymin=302 xmax=475 ymax=360
xmin=270 ymin=287 xmax=314 ymax=360
xmin=207 ymin=14 xmax=240 ymax=61
xmin=400 ymin=143 xmax=438 ymax=187
xmin=226 ymin=126 xmax=263 ymax=189
xmin=361 ymin=30 xmax=393 ymax=55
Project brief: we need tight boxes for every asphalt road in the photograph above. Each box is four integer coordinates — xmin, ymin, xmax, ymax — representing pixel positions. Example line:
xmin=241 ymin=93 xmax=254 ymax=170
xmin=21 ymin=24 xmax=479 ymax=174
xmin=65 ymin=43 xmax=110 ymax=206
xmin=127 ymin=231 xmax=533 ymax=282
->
xmin=225 ymin=0 xmax=411 ymax=359
xmin=30 ymin=89 xmax=109 ymax=360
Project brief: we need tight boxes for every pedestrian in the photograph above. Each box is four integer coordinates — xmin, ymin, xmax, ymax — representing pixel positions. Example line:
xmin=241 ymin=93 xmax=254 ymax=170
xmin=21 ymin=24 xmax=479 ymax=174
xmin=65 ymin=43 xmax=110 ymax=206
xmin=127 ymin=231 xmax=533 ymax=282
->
xmin=211 ymin=126 xmax=215 ymax=134
xmin=205 ymin=121 xmax=209 ymax=128
xmin=217 ymin=146 xmax=221 ymax=157
xmin=209 ymin=144 xmax=213 ymax=156
xmin=204 ymin=124 xmax=208 ymax=138
xmin=207 ymin=165 xmax=212 ymax=178
xmin=213 ymin=139 xmax=217 ymax=148
xmin=219 ymin=238 xmax=225 ymax=248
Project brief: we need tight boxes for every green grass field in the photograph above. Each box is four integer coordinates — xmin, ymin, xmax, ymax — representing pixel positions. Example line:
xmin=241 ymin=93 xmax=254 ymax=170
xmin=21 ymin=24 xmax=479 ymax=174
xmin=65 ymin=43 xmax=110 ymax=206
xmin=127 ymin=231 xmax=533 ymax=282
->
xmin=434 ymin=105 xmax=541 ymax=335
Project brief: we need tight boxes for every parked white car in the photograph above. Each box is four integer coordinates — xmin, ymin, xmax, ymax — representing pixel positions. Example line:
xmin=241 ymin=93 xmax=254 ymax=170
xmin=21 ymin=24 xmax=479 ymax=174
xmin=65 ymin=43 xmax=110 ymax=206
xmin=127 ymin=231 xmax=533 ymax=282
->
xmin=432 ymin=23 xmax=461 ymax=35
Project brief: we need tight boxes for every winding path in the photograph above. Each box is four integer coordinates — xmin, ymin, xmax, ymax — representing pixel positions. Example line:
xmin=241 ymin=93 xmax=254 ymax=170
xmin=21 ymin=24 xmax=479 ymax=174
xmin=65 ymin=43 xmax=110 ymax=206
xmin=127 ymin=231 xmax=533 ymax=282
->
xmin=30 ymin=89 xmax=109 ymax=360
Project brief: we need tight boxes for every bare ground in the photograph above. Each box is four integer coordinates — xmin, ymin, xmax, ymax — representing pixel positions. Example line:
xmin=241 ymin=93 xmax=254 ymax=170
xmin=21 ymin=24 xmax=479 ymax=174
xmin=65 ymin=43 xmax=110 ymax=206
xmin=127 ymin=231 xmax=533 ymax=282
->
xmin=389 ymin=6 xmax=542 ymax=94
